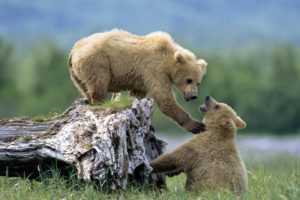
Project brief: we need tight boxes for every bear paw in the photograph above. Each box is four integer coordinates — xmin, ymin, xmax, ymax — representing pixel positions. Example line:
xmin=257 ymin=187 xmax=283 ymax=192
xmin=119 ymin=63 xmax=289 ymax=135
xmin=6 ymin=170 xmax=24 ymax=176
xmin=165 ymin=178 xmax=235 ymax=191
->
xmin=76 ymin=98 xmax=90 ymax=105
xmin=184 ymin=120 xmax=206 ymax=134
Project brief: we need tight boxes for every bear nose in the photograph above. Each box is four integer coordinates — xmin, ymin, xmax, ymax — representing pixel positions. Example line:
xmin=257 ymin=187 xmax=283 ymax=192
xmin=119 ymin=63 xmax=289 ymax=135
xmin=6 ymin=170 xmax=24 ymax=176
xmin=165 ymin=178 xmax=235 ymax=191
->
xmin=190 ymin=96 xmax=198 ymax=100
xmin=205 ymin=96 xmax=210 ymax=101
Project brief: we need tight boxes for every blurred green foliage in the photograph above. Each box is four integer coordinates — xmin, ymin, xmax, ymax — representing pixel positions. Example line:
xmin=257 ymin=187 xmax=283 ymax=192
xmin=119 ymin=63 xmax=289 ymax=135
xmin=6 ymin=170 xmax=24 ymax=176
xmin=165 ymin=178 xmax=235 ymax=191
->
xmin=0 ymin=36 xmax=299 ymax=134
xmin=0 ymin=37 xmax=79 ymax=117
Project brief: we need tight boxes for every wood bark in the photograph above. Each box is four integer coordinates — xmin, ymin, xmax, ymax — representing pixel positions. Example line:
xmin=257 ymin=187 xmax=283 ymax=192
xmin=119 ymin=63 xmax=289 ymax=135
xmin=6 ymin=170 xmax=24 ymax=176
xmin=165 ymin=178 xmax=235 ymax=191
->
xmin=0 ymin=98 xmax=166 ymax=190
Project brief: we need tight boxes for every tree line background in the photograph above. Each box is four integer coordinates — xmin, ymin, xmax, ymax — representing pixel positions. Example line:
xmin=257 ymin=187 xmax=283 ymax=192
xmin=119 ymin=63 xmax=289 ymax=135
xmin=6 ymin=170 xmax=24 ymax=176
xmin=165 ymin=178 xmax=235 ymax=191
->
xmin=0 ymin=36 xmax=299 ymax=134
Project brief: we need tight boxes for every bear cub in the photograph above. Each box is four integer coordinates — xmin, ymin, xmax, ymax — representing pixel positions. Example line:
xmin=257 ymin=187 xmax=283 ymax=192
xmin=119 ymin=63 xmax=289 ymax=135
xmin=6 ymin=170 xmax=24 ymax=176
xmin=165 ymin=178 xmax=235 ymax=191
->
xmin=150 ymin=96 xmax=247 ymax=193
xmin=68 ymin=29 xmax=207 ymax=133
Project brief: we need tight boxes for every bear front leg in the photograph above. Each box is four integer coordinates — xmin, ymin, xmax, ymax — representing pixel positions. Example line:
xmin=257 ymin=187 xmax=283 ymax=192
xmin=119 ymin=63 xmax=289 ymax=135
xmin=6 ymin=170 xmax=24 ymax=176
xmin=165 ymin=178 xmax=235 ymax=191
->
xmin=85 ymin=69 xmax=110 ymax=104
xmin=153 ymin=91 xmax=205 ymax=134
xmin=150 ymin=152 xmax=182 ymax=174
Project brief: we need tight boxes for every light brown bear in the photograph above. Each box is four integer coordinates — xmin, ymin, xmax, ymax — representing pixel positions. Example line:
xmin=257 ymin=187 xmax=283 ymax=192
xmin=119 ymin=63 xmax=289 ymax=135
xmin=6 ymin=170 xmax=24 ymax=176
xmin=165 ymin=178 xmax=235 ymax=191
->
xmin=68 ymin=29 xmax=207 ymax=133
xmin=150 ymin=96 xmax=247 ymax=193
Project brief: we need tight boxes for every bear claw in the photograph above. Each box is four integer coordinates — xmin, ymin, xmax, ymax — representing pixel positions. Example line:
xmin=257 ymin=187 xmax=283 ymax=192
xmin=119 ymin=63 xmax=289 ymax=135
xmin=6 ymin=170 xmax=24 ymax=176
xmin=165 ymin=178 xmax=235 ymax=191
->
xmin=190 ymin=122 xmax=206 ymax=134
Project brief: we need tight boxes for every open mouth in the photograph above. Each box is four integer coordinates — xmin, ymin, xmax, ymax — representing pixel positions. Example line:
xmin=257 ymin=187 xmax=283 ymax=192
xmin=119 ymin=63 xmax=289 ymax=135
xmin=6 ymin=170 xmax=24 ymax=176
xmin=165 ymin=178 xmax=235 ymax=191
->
xmin=200 ymin=96 xmax=212 ymax=114
xmin=184 ymin=94 xmax=197 ymax=102
xmin=199 ymin=104 xmax=207 ymax=113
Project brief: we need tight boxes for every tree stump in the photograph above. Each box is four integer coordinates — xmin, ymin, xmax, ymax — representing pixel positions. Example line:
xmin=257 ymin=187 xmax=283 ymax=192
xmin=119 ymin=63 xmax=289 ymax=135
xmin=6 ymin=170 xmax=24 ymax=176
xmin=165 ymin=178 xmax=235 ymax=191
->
xmin=0 ymin=98 xmax=167 ymax=190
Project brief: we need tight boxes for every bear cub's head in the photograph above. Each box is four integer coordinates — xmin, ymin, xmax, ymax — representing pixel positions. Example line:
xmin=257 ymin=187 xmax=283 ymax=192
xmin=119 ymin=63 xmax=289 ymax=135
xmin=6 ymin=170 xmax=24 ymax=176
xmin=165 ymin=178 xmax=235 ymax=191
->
xmin=200 ymin=96 xmax=246 ymax=131
xmin=171 ymin=50 xmax=207 ymax=102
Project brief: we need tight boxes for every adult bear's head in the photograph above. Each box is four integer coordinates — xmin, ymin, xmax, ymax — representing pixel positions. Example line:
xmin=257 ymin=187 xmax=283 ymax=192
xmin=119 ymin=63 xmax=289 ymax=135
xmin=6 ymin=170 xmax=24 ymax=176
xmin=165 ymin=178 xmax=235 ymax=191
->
xmin=171 ymin=50 xmax=207 ymax=102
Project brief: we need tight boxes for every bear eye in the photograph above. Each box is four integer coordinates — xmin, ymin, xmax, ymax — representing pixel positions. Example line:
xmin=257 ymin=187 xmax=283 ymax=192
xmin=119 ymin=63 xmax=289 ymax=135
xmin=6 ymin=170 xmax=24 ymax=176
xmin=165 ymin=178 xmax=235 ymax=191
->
xmin=215 ymin=105 xmax=220 ymax=110
xmin=197 ymin=82 xmax=200 ymax=86
xmin=186 ymin=78 xmax=193 ymax=84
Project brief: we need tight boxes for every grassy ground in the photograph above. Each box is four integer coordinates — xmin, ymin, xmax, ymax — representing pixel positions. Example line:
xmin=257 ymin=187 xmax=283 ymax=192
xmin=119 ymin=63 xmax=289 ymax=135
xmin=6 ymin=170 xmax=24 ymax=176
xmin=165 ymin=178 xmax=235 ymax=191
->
xmin=13 ymin=95 xmax=135 ymax=122
xmin=89 ymin=94 xmax=134 ymax=112
xmin=0 ymin=155 xmax=299 ymax=200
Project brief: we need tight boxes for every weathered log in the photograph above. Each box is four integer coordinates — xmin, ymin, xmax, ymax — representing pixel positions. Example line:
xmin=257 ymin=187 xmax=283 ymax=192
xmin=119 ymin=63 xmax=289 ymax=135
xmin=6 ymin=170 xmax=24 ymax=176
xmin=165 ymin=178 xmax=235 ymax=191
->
xmin=0 ymin=98 xmax=166 ymax=190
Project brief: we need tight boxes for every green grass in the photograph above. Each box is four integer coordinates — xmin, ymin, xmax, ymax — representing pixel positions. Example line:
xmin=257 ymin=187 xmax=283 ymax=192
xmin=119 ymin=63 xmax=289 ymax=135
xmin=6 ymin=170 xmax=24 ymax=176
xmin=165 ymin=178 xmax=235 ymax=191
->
xmin=0 ymin=155 xmax=299 ymax=200
xmin=90 ymin=95 xmax=134 ymax=112
xmin=11 ymin=95 xmax=134 ymax=122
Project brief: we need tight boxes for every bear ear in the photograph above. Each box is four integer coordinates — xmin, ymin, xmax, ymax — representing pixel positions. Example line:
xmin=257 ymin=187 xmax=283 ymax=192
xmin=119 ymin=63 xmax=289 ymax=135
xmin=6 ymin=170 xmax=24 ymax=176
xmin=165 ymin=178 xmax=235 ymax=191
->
xmin=174 ymin=51 xmax=186 ymax=65
xmin=235 ymin=116 xmax=246 ymax=129
xmin=198 ymin=59 xmax=207 ymax=74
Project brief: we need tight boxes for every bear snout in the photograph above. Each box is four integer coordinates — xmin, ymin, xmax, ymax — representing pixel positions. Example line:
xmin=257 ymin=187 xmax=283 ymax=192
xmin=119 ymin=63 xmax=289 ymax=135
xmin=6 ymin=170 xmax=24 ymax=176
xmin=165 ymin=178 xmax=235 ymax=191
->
xmin=184 ymin=93 xmax=198 ymax=102
xmin=205 ymin=96 xmax=211 ymax=106
xmin=205 ymin=95 xmax=211 ymax=101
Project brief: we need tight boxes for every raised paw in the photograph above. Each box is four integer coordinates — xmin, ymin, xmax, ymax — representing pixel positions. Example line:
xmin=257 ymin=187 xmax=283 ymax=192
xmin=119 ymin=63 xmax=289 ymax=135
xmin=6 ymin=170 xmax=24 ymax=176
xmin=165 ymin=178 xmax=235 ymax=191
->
xmin=184 ymin=120 xmax=206 ymax=134
xmin=191 ymin=122 xmax=206 ymax=134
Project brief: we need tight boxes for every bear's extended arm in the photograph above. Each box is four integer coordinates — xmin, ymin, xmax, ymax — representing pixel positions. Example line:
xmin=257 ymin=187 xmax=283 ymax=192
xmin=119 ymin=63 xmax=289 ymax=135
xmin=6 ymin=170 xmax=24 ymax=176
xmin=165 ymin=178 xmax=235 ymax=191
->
xmin=153 ymin=90 xmax=205 ymax=134
xmin=151 ymin=142 xmax=199 ymax=174
xmin=150 ymin=152 xmax=182 ymax=173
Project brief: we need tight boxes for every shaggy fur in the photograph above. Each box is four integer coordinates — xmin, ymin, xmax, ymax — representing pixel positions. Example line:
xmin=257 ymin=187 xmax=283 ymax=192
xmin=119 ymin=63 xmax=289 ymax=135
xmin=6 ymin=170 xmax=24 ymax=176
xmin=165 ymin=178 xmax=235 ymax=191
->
xmin=68 ymin=29 xmax=207 ymax=133
xmin=150 ymin=96 xmax=247 ymax=193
